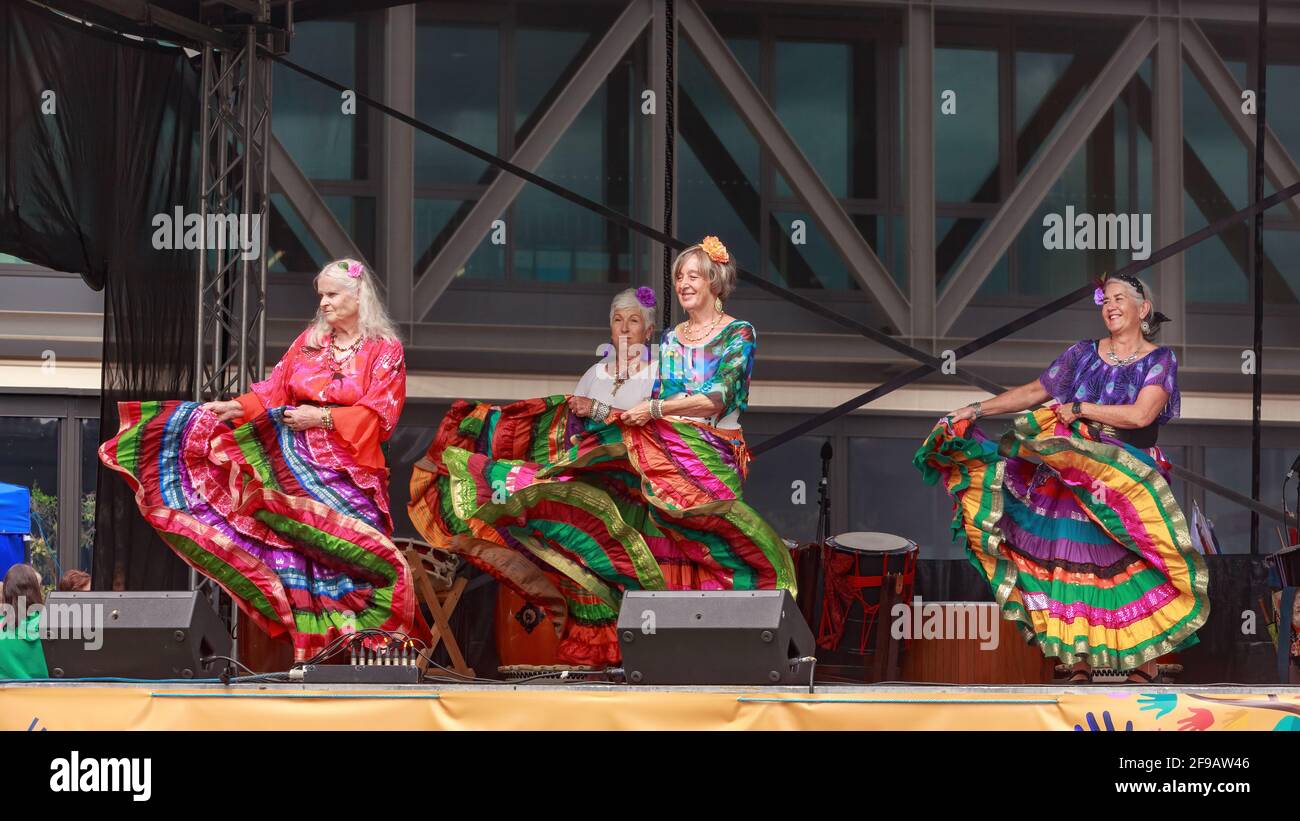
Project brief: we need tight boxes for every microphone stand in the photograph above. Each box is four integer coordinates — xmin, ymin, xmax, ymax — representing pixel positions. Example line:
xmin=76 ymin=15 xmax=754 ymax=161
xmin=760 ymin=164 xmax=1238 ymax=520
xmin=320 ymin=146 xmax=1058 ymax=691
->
xmin=810 ymin=442 xmax=833 ymax=645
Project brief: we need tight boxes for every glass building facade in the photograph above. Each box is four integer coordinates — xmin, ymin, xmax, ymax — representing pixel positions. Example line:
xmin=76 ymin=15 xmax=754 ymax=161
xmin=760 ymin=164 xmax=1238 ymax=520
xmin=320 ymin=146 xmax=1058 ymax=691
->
xmin=4 ymin=0 xmax=1300 ymax=566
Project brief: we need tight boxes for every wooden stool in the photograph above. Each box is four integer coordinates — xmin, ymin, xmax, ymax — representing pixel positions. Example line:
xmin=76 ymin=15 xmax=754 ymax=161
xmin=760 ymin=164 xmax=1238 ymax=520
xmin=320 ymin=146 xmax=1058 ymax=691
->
xmin=397 ymin=539 xmax=475 ymax=678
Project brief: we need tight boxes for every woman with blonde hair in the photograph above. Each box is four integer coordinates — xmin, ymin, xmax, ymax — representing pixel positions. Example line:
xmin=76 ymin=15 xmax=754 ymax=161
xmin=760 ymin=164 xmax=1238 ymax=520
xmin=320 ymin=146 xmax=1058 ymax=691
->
xmin=409 ymin=237 xmax=795 ymax=666
xmin=101 ymin=259 xmax=416 ymax=661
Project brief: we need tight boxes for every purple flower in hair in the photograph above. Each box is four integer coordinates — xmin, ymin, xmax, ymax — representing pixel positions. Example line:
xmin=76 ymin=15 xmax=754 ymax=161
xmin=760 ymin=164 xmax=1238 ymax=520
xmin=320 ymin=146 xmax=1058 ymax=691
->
xmin=635 ymin=286 xmax=656 ymax=308
xmin=1093 ymin=286 xmax=1105 ymax=305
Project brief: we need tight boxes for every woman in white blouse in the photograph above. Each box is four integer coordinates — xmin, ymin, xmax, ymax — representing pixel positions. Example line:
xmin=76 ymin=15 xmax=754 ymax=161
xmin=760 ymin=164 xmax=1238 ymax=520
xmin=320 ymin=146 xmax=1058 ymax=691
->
xmin=568 ymin=287 xmax=657 ymax=420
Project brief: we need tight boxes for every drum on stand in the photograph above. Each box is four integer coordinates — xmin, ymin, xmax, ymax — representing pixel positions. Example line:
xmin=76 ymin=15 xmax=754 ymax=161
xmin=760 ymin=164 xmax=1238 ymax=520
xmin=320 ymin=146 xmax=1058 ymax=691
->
xmin=815 ymin=532 xmax=918 ymax=681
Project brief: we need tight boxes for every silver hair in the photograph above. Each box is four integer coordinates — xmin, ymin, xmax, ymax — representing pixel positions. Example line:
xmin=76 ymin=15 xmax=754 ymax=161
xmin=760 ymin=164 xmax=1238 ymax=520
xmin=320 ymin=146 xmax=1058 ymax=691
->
xmin=609 ymin=288 xmax=656 ymax=332
xmin=307 ymin=258 xmax=401 ymax=347
xmin=671 ymin=243 xmax=738 ymax=301
xmin=1104 ymin=276 xmax=1160 ymax=341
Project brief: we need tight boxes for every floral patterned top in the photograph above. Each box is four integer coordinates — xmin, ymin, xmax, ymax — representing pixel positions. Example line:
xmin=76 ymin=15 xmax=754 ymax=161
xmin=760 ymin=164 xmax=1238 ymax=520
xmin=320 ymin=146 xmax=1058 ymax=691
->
xmin=1038 ymin=339 xmax=1180 ymax=425
xmin=653 ymin=320 xmax=756 ymax=428
xmin=234 ymin=328 xmax=407 ymax=470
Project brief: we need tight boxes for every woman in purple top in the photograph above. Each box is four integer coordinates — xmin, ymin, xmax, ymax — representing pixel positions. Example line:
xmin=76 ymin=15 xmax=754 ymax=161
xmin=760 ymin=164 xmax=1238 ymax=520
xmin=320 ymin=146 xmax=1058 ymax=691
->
xmin=914 ymin=274 xmax=1208 ymax=684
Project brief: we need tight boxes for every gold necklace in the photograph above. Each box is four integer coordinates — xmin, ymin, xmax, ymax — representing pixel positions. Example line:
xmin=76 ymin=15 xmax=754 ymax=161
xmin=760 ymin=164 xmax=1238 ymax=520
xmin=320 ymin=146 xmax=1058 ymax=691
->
xmin=679 ymin=312 xmax=723 ymax=344
xmin=328 ymin=331 xmax=364 ymax=374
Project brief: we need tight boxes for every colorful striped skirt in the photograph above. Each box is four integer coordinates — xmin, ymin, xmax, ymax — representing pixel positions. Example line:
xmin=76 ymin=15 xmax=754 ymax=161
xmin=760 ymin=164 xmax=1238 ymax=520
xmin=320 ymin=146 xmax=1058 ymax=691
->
xmin=409 ymin=396 xmax=797 ymax=666
xmin=99 ymin=401 xmax=417 ymax=661
xmin=913 ymin=407 xmax=1209 ymax=671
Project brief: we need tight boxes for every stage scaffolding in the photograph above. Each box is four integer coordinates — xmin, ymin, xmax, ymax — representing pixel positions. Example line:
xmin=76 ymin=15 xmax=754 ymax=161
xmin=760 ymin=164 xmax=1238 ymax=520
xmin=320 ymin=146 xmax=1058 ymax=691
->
xmin=188 ymin=1 xmax=290 ymax=634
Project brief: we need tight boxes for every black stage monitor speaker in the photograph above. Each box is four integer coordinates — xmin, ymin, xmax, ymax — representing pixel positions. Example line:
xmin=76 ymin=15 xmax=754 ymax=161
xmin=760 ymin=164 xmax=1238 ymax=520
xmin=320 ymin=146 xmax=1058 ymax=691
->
xmin=41 ymin=591 xmax=232 ymax=679
xmin=616 ymin=590 xmax=815 ymax=685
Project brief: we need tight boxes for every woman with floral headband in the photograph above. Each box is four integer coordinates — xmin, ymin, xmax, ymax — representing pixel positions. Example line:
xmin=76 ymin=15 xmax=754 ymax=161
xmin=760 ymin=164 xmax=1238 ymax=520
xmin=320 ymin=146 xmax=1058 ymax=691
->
xmin=100 ymin=258 xmax=417 ymax=661
xmin=409 ymin=238 xmax=796 ymax=666
xmin=914 ymin=273 xmax=1208 ymax=684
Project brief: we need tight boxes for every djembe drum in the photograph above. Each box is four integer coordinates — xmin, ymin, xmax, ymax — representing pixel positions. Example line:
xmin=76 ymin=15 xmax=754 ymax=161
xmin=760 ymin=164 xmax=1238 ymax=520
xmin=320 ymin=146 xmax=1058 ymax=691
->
xmin=815 ymin=532 xmax=918 ymax=680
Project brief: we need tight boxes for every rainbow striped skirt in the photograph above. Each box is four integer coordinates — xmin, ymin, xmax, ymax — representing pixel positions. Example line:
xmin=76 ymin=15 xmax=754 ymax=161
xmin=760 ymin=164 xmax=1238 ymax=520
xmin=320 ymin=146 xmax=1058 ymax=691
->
xmin=409 ymin=396 xmax=797 ymax=666
xmin=99 ymin=401 xmax=417 ymax=661
xmin=914 ymin=408 xmax=1209 ymax=671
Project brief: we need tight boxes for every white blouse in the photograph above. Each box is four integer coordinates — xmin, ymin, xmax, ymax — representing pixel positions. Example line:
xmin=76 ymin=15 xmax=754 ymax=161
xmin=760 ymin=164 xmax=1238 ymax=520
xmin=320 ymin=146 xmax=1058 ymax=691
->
xmin=574 ymin=359 xmax=655 ymax=410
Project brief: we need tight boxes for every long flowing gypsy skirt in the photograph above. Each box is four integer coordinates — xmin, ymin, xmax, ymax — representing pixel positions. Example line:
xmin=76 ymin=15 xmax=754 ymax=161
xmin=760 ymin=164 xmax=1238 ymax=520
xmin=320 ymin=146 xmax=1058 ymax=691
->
xmin=913 ymin=407 xmax=1209 ymax=671
xmin=99 ymin=401 xmax=418 ymax=660
xmin=408 ymin=396 xmax=797 ymax=666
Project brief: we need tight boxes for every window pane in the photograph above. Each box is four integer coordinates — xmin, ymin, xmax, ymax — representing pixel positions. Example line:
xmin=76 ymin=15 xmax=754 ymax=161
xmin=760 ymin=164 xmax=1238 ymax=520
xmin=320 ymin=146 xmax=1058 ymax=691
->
xmin=936 ymin=48 xmax=998 ymax=203
xmin=272 ymin=20 xmax=362 ymax=181
xmin=742 ymin=434 xmax=828 ymax=545
xmin=1184 ymin=193 xmax=1248 ymax=303
xmin=1015 ymin=50 xmax=1076 ymax=173
xmin=770 ymin=210 xmax=866 ymax=291
xmin=268 ymin=193 xmax=328 ymax=274
xmin=1264 ymin=229 xmax=1300 ymax=305
xmin=937 ymin=217 xmax=1010 ymax=296
xmin=1266 ymin=62 xmax=1300 ymax=165
xmin=678 ymin=38 xmax=761 ymax=271
xmin=0 ymin=418 xmax=59 ymax=585
xmin=1011 ymin=153 xmax=1088 ymax=296
xmin=323 ymin=196 xmax=377 ymax=269
xmin=80 ymin=418 xmax=99 ymax=573
xmin=1203 ymin=447 xmax=1290 ymax=554
xmin=415 ymin=24 xmax=499 ymax=187
xmin=413 ymin=198 xmax=505 ymax=281
xmin=515 ymin=28 xmax=590 ymax=141
xmin=849 ymin=436 xmax=970 ymax=561
xmin=774 ymin=40 xmax=875 ymax=200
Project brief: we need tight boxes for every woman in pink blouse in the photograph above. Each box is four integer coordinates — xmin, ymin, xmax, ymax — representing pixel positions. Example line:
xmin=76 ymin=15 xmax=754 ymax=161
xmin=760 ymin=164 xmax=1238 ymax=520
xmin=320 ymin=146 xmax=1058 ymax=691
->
xmin=100 ymin=259 xmax=417 ymax=661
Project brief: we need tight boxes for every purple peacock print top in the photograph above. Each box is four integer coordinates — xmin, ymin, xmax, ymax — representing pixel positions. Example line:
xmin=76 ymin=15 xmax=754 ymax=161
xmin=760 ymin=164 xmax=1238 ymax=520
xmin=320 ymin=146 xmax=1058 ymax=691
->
xmin=1038 ymin=339 xmax=1180 ymax=425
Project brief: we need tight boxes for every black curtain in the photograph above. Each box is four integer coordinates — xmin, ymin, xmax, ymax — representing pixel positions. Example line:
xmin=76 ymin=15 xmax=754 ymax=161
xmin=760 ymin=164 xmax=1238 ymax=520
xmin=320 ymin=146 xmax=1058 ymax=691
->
xmin=1 ymin=3 xmax=200 ymax=591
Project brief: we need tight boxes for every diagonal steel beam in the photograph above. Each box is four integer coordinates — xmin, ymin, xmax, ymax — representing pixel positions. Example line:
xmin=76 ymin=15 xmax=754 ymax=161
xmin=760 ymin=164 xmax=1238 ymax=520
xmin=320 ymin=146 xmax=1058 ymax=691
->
xmin=677 ymin=0 xmax=911 ymax=334
xmin=411 ymin=0 xmax=653 ymax=321
xmin=936 ymin=17 xmax=1157 ymax=334
xmin=1182 ymin=18 xmax=1300 ymax=224
xmin=269 ymin=135 xmax=369 ymax=270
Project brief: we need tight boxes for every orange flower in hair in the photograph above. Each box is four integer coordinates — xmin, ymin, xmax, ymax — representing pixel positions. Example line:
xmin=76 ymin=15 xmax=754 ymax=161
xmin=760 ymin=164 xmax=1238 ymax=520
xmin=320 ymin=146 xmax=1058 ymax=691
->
xmin=700 ymin=235 xmax=730 ymax=265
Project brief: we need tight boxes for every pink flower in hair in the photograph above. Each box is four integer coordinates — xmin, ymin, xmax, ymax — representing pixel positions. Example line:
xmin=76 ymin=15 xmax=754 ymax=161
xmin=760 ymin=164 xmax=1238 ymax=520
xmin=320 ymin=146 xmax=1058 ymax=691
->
xmin=346 ymin=262 xmax=364 ymax=279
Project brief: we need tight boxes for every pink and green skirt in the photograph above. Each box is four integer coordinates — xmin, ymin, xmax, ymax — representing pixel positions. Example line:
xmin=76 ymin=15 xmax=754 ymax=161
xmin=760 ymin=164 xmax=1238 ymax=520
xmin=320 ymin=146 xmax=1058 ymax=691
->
xmin=409 ymin=396 xmax=797 ymax=666
xmin=99 ymin=400 xmax=417 ymax=661
xmin=914 ymin=407 xmax=1209 ymax=671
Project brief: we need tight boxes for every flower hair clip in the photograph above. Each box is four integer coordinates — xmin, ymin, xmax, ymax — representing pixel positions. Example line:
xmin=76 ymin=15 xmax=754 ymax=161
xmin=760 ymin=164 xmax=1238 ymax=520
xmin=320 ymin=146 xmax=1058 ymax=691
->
xmin=1093 ymin=272 xmax=1108 ymax=305
xmin=338 ymin=261 xmax=365 ymax=279
xmin=700 ymin=235 xmax=730 ymax=265
xmin=635 ymin=286 xmax=656 ymax=308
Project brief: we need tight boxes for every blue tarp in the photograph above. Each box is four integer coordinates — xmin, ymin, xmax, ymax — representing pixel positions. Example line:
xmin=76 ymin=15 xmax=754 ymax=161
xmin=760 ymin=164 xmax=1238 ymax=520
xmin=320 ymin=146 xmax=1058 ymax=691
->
xmin=0 ymin=482 xmax=30 ymax=578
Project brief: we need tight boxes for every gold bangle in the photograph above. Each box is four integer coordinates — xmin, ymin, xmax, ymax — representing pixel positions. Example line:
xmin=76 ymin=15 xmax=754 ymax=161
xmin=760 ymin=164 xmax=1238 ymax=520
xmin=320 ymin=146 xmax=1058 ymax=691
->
xmin=322 ymin=407 xmax=333 ymax=431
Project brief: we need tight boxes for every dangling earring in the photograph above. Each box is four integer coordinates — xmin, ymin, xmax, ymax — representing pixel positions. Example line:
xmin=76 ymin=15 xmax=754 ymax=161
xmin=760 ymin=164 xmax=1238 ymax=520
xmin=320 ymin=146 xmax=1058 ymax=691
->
xmin=715 ymin=296 xmax=723 ymax=315
xmin=1141 ymin=320 xmax=1151 ymax=335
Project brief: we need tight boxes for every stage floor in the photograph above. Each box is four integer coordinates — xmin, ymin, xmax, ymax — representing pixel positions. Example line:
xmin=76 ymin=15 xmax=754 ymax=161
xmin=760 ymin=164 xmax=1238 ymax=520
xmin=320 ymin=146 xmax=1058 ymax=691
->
xmin=3 ymin=682 xmax=1298 ymax=730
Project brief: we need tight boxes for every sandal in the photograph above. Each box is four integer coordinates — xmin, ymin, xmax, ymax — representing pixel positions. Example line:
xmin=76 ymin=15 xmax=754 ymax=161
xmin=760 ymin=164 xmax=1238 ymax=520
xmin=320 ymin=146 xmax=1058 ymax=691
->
xmin=1066 ymin=668 xmax=1093 ymax=684
xmin=1125 ymin=667 xmax=1159 ymax=685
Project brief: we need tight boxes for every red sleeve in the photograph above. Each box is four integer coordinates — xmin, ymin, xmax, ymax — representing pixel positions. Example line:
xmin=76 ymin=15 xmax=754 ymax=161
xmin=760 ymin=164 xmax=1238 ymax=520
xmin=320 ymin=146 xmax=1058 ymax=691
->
xmin=330 ymin=340 xmax=406 ymax=470
xmin=232 ymin=391 xmax=267 ymax=426
xmin=248 ymin=330 xmax=309 ymax=412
